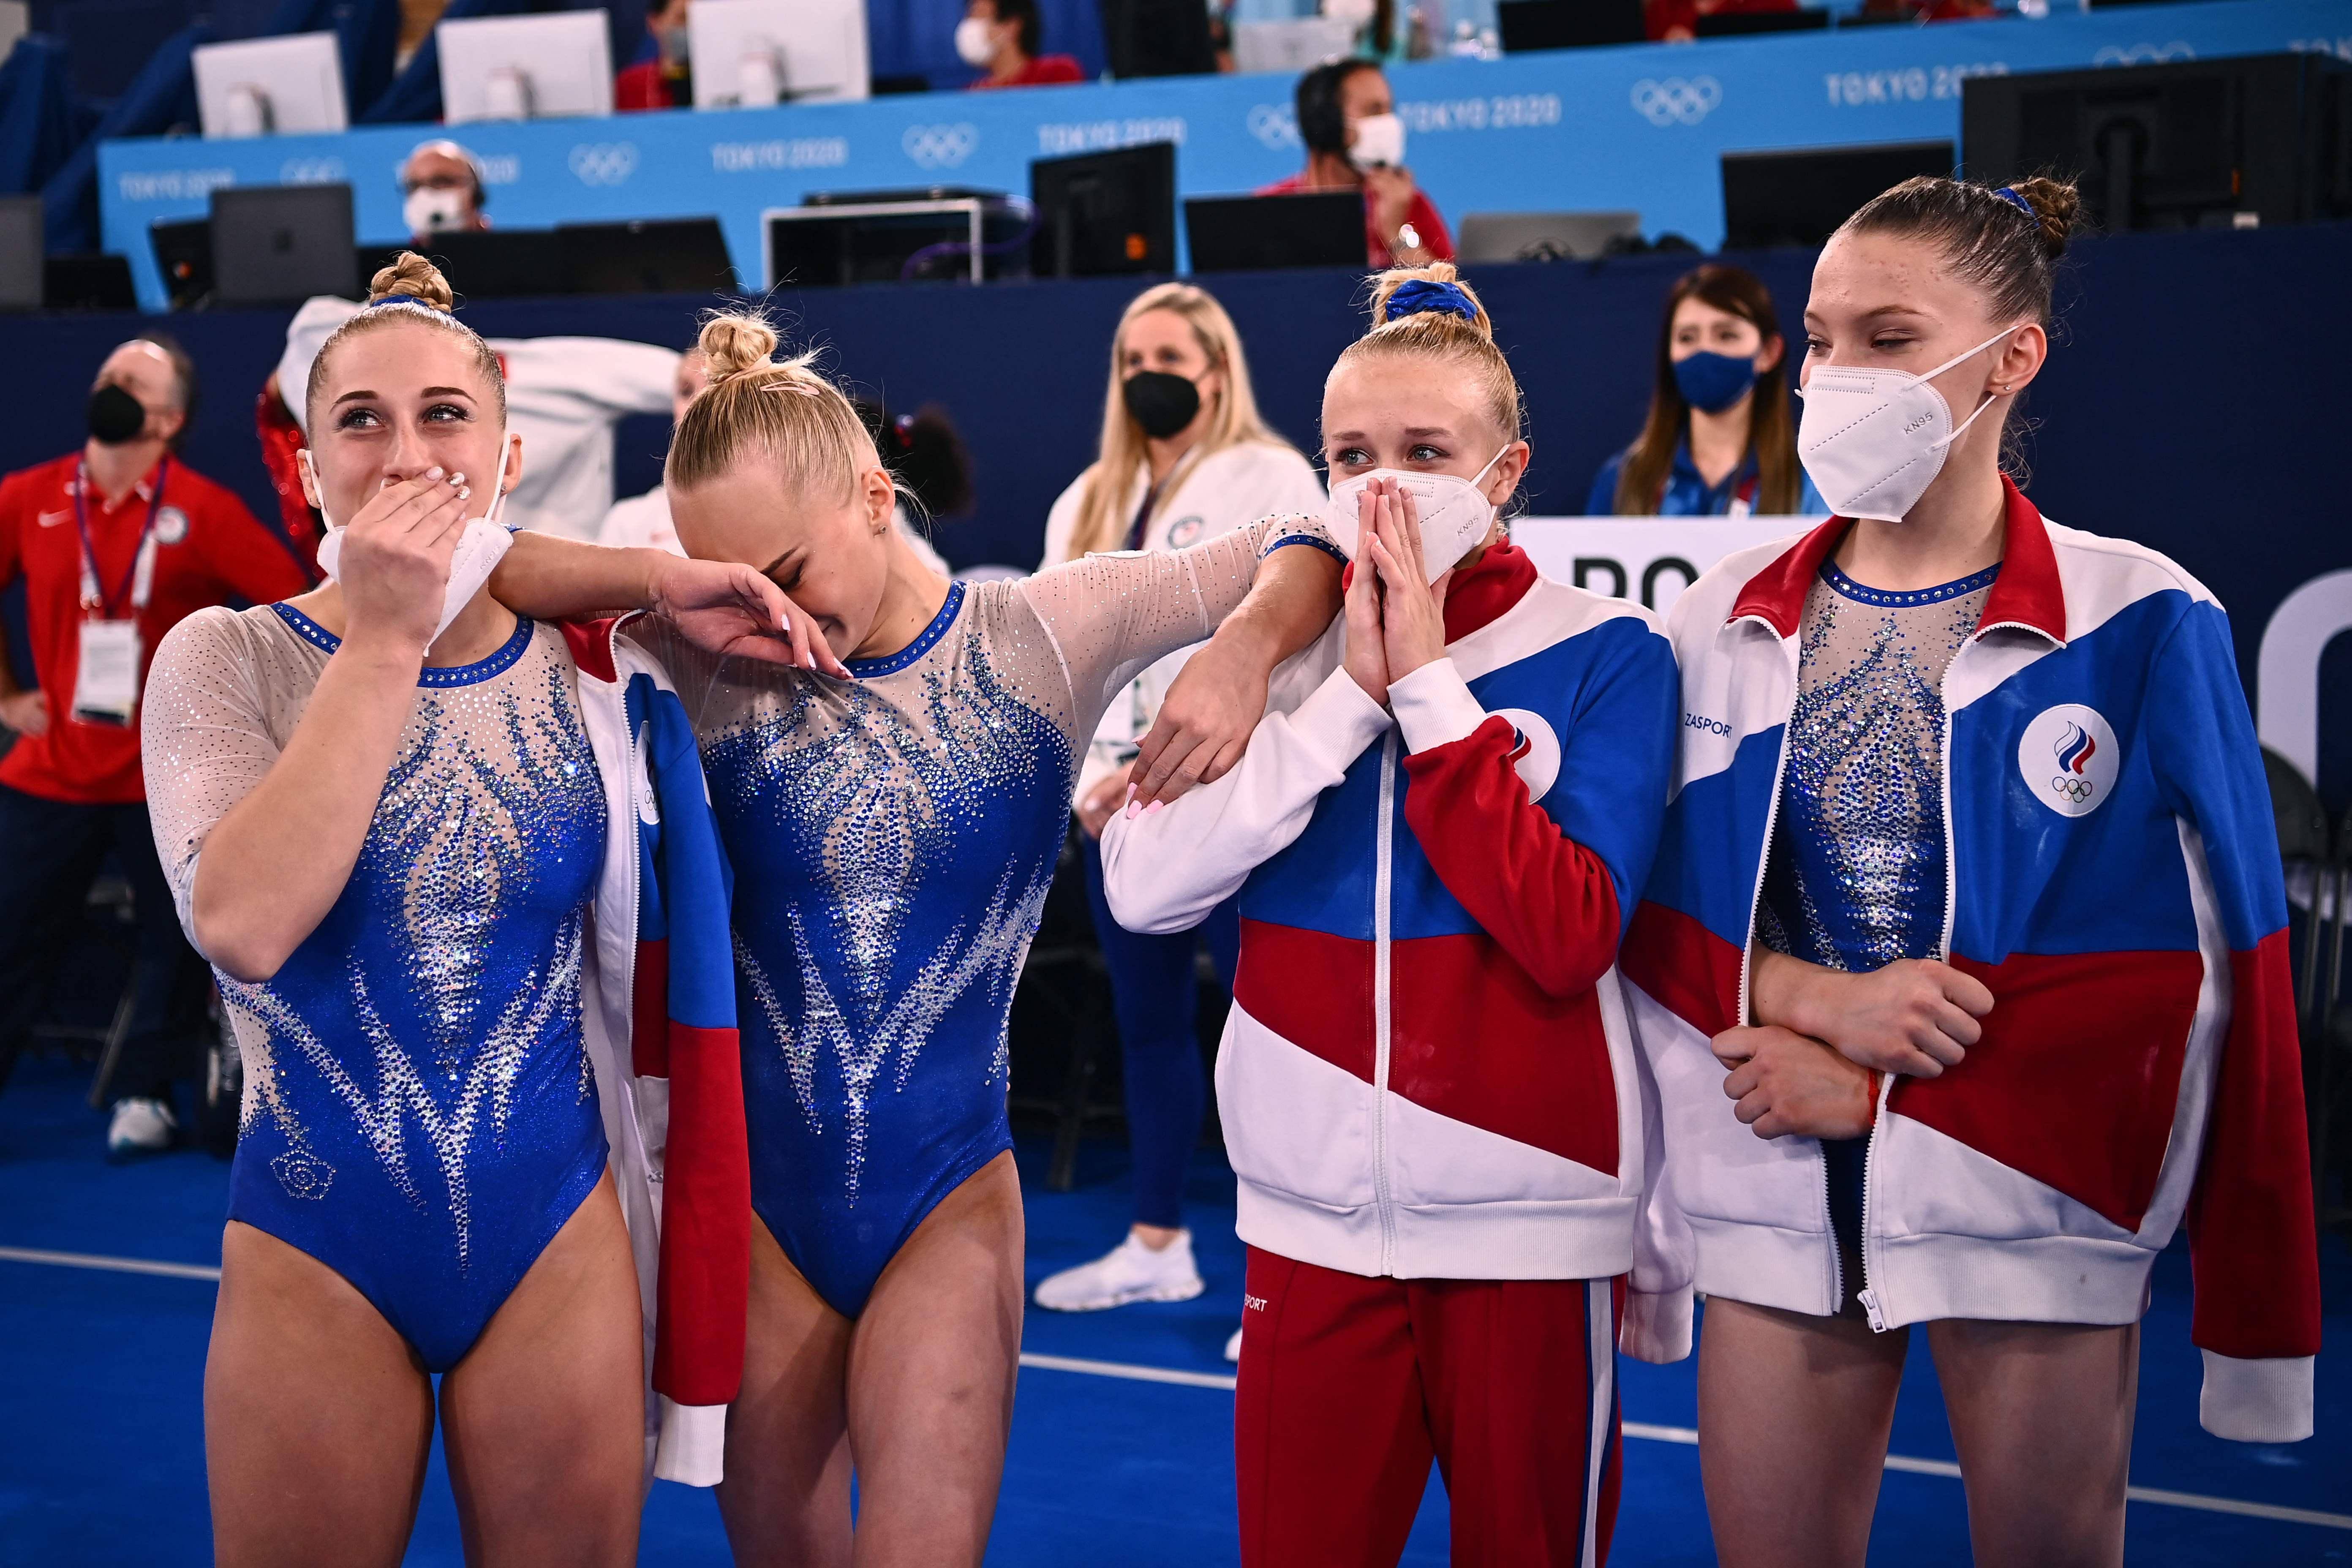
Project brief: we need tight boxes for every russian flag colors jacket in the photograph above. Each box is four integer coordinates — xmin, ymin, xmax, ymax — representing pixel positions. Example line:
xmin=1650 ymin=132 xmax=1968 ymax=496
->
xmin=1618 ymin=481 xmax=2322 ymax=1441
xmin=564 ymin=619 xmax=750 ymax=1485
xmin=1101 ymin=544 xmax=1688 ymax=1354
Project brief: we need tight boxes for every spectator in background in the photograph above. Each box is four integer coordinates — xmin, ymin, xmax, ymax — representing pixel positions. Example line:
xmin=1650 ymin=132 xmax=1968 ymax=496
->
xmin=1259 ymin=59 xmax=1452 ymax=270
xmin=959 ymin=0 xmax=1086 ymax=89
xmin=1646 ymin=0 xmax=1797 ymax=42
xmin=1031 ymin=283 xmax=1324 ymax=1354
xmin=616 ymin=0 xmax=693 ymax=112
xmin=1587 ymin=263 xmax=1826 ymax=516
xmin=398 ymin=139 xmax=488 ymax=243
xmin=0 ymin=338 xmax=310 ymax=1154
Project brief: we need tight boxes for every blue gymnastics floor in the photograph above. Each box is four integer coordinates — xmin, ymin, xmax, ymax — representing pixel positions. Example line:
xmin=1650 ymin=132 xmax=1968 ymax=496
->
xmin=1 ymin=1049 xmax=2346 ymax=1566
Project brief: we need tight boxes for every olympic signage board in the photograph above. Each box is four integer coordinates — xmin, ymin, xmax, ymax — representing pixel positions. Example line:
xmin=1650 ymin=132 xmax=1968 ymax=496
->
xmin=1512 ymin=514 xmax=1802 ymax=619
xmin=96 ymin=0 xmax=2348 ymax=311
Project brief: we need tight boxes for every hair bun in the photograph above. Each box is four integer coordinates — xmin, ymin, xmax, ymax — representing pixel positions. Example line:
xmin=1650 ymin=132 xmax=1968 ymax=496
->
xmin=1366 ymin=261 xmax=1494 ymax=341
xmin=2010 ymin=175 xmax=2080 ymax=260
xmin=366 ymin=251 xmax=455 ymax=312
xmin=698 ymin=311 xmax=781 ymax=382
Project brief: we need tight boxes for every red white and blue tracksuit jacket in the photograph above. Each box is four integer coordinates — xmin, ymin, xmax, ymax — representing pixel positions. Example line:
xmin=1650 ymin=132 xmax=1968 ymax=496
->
xmin=565 ymin=619 xmax=750 ymax=1484
xmin=1101 ymin=545 xmax=1687 ymax=1351
xmin=1618 ymin=481 xmax=2322 ymax=1441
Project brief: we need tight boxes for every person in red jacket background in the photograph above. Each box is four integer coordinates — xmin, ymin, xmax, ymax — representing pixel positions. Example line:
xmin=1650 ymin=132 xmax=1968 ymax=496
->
xmin=616 ymin=0 xmax=693 ymax=111
xmin=1258 ymin=60 xmax=1453 ymax=272
xmin=0 ymin=336 xmax=310 ymax=1155
xmin=959 ymin=0 xmax=1086 ymax=88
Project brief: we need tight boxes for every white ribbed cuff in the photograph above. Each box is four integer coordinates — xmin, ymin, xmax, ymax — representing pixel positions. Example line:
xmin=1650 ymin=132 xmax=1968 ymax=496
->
xmin=2199 ymin=1350 xmax=2314 ymax=1443
xmin=1291 ymin=664 xmax=1395 ymax=771
xmin=1387 ymin=659 xmax=1489 ymax=754
xmin=1619 ymin=1283 xmax=1695 ymax=1365
xmin=652 ymin=1396 xmax=728 ymax=1486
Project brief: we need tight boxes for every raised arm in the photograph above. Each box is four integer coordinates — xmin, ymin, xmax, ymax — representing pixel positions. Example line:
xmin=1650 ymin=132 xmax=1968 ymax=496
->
xmin=150 ymin=473 xmax=467 ymax=981
xmin=488 ymin=529 xmax=846 ymax=676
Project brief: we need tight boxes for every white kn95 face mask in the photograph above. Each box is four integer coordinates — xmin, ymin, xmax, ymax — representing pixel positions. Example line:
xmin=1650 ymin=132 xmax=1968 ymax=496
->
xmin=1795 ymin=325 xmax=2018 ymax=522
xmin=1326 ymin=448 xmax=1506 ymax=584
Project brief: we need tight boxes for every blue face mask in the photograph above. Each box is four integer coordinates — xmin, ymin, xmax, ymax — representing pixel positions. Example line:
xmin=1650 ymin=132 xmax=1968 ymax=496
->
xmin=1672 ymin=350 xmax=1759 ymax=415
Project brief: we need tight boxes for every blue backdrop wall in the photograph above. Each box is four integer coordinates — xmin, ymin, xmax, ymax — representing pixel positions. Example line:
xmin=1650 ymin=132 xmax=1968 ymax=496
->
xmin=0 ymin=221 xmax=2346 ymax=799
xmin=92 ymin=0 xmax=2352 ymax=310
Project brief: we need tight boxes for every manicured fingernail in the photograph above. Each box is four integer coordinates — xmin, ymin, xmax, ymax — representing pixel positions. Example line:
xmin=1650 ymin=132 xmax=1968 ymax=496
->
xmin=426 ymin=466 xmax=443 ymax=479
xmin=1125 ymin=799 xmax=1141 ymax=820
xmin=1125 ymin=783 xmax=1137 ymax=808
xmin=1144 ymin=800 xmax=1164 ymax=815
xmin=457 ymin=486 xmax=471 ymax=500
xmin=448 ymin=472 xmax=464 ymax=485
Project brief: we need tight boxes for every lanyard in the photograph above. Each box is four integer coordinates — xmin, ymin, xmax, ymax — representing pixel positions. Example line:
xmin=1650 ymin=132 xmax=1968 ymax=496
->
xmin=73 ymin=458 xmax=168 ymax=618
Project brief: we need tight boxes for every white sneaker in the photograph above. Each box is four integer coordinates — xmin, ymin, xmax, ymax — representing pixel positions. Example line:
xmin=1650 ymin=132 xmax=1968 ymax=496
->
xmin=108 ymin=1096 xmax=177 ymax=1157
xmin=1225 ymin=1326 xmax=1244 ymax=1363
xmin=1033 ymin=1229 xmax=1206 ymax=1311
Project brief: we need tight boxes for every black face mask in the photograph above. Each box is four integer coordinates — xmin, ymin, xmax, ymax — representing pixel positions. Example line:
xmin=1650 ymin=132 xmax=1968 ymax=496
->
xmin=86 ymin=383 xmax=148 ymax=446
xmin=1122 ymin=371 xmax=1201 ymax=440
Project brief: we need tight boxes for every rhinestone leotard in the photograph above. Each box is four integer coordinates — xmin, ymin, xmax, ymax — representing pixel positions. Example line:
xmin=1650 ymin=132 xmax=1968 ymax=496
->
xmin=648 ymin=518 xmax=1339 ymax=1316
xmin=1757 ymin=559 xmax=1995 ymax=1304
xmin=144 ymin=606 xmax=608 ymax=1371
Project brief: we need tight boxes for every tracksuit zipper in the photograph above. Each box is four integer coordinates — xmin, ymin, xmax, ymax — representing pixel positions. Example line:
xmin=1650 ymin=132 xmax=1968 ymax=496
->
xmin=1372 ymin=729 xmax=1400 ymax=1275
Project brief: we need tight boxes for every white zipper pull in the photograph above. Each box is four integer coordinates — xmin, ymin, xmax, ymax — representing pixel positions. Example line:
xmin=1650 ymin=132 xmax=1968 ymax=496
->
xmin=1858 ymin=1289 xmax=1889 ymax=1334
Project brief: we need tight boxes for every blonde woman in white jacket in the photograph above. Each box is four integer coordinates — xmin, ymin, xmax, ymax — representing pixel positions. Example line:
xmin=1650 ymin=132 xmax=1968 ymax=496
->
xmin=1033 ymin=283 xmax=1326 ymax=1326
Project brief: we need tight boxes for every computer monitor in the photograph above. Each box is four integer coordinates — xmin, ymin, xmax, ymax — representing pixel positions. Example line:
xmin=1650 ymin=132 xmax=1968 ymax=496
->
xmin=44 ymin=254 xmax=141 ymax=312
xmin=1962 ymin=53 xmax=2352 ymax=232
xmin=1720 ymin=140 xmax=1955 ymax=250
xmin=689 ymin=0 xmax=870 ymax=107
xmin=1100 ymin=0 xmax=1216 ymax=79
xmin=1496 ymin=0 xmax=1644 ymax=53
xmin=1184 ymin=191 xmax=1364 ymax=273
xmin=1696 ymin=10 xmax=1828 ymax=36
xmin=436 ymin=11 xmax=612 ymax=124
xmin=1030 ymin=143 xmax=1176 ymax=278
xmin=766 ymin=196 xmax=1032 ymax=286
xmin=559 ymin=218 xmax=738 ymax=294
xmin=152 ymin=218 xmax=212 ymax=309
xmin=210 ymin=184 xmax=357 ymax=305
xmin=1230 ymin=18 xmax=1357 ymax=76
xmin=367 ymin=229 xmax=574 ymax=300
xmin=193 ymin=32 xmax=348 ymax=138
xmin=1458 ymin=210 xmax=1643 ymax=264
xmin=0 ymin=196 xmax=41 ymax=311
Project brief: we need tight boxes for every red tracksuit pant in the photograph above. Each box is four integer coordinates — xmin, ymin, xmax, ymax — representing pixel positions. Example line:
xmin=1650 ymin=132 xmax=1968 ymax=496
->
xmin=1234 ymin=1247 xmax=1623 ymax=1568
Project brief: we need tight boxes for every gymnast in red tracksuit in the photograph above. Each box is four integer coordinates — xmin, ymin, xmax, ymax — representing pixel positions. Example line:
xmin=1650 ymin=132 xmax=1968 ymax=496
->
xmin=1101 ymin=264 xmax=1682 ymax=1568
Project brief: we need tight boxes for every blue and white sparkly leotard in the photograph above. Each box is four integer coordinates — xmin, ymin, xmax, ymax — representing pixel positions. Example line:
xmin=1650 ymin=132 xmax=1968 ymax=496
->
xmin=647 ymin=517 xmax=1339 ymax=1316
xmin=1757 ymin=559 xmax=1996 ymax=1296
xmin=144 ymin=606 xmax=609 ymax=1371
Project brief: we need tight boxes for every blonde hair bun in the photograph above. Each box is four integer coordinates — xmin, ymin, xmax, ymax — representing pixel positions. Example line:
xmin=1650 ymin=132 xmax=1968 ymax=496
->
xmin=1366 ymin=262 xmax=1494 ymax=341
xmin=366 ymin=251 xmax=456 ymax=313
xmin=698 ymin=311 xmax=783 ymax=382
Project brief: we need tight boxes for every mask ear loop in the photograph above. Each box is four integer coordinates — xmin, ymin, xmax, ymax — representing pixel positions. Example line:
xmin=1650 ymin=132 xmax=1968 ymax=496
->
xmin=297 ymin=449 xmax=338 ymax=533
xmin=483 ymin=435 xmax=511 ymax=527
xmin=1918 ymin=325 xmax=2025 ymax=452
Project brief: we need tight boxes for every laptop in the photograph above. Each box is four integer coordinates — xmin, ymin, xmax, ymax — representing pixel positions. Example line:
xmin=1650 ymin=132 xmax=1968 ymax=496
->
xmin=1458 ymin=210 xmax=1643 ymax=263
xmin=210 ymin=184 xmax=357 ymax=306
xmin=1184 ymin=191 xmax=1365 ymax=273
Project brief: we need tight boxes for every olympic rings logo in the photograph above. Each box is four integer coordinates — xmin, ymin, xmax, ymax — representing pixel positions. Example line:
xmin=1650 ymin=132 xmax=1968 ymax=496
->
xmin=1630 ymin=76 xmax=1721 ymax=127
xmin=2093 ymin=42 xmax=2195 ymax=67
xmin=1247 ymin=104 xmax=1301 ymax=150
xmin=902 ymin=123 xmax=979 ymax=169
xmin=567 ymin=142 xmax=639 ymax=186
xmin=2049 ymin=776 xmax=2095 ymax=805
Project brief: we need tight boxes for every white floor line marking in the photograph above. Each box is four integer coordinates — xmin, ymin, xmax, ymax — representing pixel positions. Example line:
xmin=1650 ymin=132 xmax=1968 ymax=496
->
xmin=12 ymin=1246 xmax=2348 ymax=1531
xmin=0 ymin=1244 xmax=222 ymax=1282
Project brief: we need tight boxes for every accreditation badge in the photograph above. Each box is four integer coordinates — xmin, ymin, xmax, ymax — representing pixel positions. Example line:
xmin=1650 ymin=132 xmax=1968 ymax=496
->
xmin=72 ymin=619 xmax=143 ymax=727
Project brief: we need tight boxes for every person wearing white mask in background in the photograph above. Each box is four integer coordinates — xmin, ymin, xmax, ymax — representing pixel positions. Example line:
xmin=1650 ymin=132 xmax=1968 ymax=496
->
xmin=958 ymin=0 xmax=1085 ymax=89
xmin=1259 ymin=59 xmax=1453 ymax=271
xmin=267 ymin=235 xmax=677 ymax=542
xmin=1099 ymin=264 xmax=1681 ymax=1566
xmin=1617 ymin=175 xmax=2320 ymax=1568
xmin=397 ymin=141 xmax=489 ymax=244
xmin=1032 ymin=283 xmax=1325 ymax=1350
xmin=616 ymin=0 xmax=694 ymax=111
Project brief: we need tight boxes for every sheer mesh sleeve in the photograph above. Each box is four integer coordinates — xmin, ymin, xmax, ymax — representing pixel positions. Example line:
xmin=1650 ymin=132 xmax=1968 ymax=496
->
xmin=1016 ymin=513 xmax=1341 ymax=740
xmin=623 ymin=612 xmax=724 ymax=727
xmin=141 ymin=608 xmax=294 ymax=942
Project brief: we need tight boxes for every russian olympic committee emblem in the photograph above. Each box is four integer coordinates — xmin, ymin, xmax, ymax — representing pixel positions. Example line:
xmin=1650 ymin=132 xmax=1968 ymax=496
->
xmin=2016 ymin=703 xmax=2119 ymax=819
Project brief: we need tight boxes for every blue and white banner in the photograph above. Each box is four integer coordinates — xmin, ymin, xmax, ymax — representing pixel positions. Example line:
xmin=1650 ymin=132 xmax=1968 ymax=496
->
xmin=98 ymin=0 xmax=2351 ymax=310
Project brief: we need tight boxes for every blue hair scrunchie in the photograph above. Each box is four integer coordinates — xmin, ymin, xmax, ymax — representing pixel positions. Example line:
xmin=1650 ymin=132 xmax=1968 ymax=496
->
xmin=1991 ymin=186 xmax=2035 ymax=219
xmin=1383 ymin=278 xmax=1479 ymax=325
xmin=369 ymin=294 xmax=426 ymax=309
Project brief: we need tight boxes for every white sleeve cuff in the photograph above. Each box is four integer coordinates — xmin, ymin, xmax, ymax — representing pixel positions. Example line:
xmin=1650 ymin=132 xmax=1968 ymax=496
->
xmin=652 ymin=1396 xmax=729 ymax=1485
xmin=2199 ymin=1350 xmax=2314 ymax=1443
xmin=1289 ymin=664 xmax=1395 ymax=772
xmin=1619 ymin=1283 xmax=1694 ymax=1365
xmin=1387 ymin=659 xmax=1489 ymax=755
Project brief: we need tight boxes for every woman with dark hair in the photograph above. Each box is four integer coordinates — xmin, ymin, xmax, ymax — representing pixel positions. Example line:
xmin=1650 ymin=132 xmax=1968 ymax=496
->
xmin=1586 ymin=263 xmax=1824 ymax=517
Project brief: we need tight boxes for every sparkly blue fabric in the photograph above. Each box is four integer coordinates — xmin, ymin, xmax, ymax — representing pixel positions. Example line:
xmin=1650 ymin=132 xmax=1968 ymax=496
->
xmin=704 ymin=583 xmax=1072 ymax=1317
xmin=221 ymin=610 xmax=609 ymax=1372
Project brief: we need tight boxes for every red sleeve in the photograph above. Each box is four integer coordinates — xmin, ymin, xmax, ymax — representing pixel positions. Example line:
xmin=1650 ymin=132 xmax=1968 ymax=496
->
xmin=253 ymin=387 xmax=323 ymax=572
xmin=0 ymin=470 xmax=24 ymax=590
xmin=1409 ymin=192 xmax=1454 ymax=262
xmin=614 ymin=61 xmax=671 ymax=112
xmin=1401 ymin=714 xmax=1620 ymax=998
xmin=1032 ymin=55 xmax=1087 ymax=84
xmin=197 ymin=482 xmax=313 ymax=603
